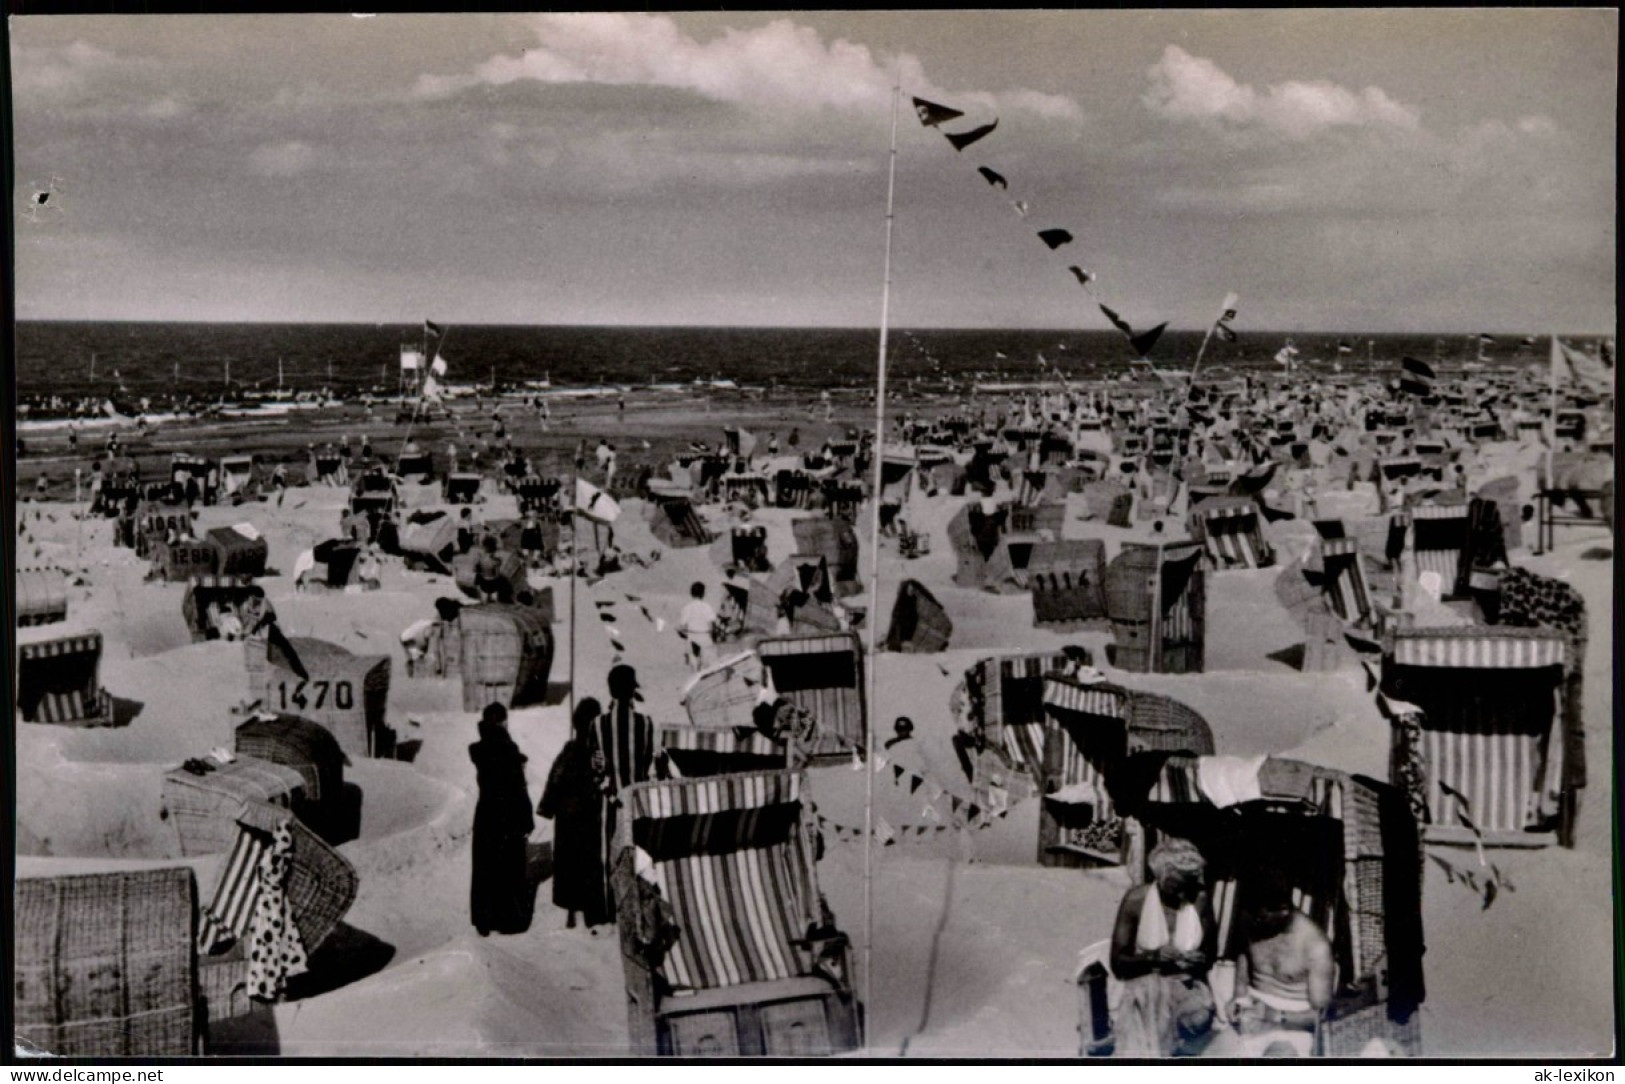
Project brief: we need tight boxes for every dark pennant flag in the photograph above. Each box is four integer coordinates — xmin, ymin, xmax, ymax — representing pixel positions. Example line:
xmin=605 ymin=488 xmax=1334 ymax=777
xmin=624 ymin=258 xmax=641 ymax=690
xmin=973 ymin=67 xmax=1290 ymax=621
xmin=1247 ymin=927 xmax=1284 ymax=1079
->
xmin=1036 ymin=228 xmax=1074 ymax=250
xmin=946 ymin=119 xmax=998 ymax=151
xmin=1099 ymin=304 xmax=1135 ymax=338
xmin=1131 ymin=322 xmax=1169 ymax=357
xmin=913 ymin=97 xmax=965 ymax=128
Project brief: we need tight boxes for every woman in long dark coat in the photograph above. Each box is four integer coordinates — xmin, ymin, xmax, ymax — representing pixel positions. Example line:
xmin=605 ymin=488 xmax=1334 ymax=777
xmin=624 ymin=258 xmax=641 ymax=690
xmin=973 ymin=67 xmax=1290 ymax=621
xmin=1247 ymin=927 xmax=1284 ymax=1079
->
xmin=469 ymin=703 xmax=535 ymax=936
xmin=538 ymin=698 xmax=611 ymax=929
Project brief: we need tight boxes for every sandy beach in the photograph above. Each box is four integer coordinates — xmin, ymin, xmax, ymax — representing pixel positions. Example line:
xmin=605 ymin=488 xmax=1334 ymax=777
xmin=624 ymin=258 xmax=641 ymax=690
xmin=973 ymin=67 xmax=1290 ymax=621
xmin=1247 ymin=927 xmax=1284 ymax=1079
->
xmin=12 ymin=384 xmax=1615 ymax=1059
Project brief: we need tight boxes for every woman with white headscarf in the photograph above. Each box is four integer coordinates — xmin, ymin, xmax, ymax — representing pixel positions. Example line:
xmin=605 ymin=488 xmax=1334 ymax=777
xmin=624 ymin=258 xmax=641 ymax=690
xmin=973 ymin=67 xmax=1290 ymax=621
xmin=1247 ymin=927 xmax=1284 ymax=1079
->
xmin=1108 ymin=836 xmax=1218 ymax=1057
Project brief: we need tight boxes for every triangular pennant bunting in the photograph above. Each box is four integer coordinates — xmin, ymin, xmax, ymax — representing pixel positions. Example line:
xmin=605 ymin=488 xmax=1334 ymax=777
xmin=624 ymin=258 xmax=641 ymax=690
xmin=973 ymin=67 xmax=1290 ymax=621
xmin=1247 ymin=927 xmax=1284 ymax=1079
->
xmin=1130 ymin=322 xmax=1168 ymax=357
xmin=946 ymin=119 xmax=998 ymax=151
xmin=913 ymin=97 xmax=964 ymax=128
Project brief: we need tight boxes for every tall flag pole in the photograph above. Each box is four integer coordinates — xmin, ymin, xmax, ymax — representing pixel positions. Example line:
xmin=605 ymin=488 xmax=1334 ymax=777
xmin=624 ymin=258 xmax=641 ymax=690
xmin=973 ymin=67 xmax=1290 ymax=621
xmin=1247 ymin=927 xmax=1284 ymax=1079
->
xmin=569 ymin=447 xmax=580 ymax=725
xmin=1546 ymin=333 xmax=1560 ymax=493
xmin=861 ymin=74 xmax=901 ymax=1056
xmin=1186 ymin=292 xmax=1238 ymax=396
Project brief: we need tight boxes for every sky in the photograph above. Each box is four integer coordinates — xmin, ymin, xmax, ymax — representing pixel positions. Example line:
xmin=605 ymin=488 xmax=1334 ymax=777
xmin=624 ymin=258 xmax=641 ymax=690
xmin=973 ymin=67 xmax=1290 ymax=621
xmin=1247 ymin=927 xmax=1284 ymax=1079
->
xmin=8 ymin=10 xmax=1618 ymax=332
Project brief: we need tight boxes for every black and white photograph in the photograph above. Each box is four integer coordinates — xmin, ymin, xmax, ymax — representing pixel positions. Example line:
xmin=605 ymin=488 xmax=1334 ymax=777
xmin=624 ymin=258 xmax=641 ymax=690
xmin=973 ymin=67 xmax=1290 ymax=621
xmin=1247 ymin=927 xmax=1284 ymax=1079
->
xmin=7 ymin=9 xmax=1618 ymax=1062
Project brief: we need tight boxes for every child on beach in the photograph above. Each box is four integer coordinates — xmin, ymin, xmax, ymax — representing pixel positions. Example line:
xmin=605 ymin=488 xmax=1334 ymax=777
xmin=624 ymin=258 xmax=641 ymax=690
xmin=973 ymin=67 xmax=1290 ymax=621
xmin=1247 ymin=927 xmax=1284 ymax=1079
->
xmin=678 ymin=582 xmax=718 ymax=672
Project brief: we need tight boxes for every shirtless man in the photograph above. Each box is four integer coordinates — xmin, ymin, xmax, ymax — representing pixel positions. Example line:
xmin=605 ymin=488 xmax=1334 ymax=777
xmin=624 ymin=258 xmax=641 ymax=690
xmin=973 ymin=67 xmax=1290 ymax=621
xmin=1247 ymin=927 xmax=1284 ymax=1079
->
xmin=1226 ymin=868 xmax=1335 ymax=1056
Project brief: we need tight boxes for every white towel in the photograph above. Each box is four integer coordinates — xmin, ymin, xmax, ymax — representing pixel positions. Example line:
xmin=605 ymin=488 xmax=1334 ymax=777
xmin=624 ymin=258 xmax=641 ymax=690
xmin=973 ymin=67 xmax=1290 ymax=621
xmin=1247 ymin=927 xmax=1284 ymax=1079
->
xmin=1197 ymin=754 xmax=1267 ymax=809
xmin=1135 ymin=883 xmax=1204 ymax=953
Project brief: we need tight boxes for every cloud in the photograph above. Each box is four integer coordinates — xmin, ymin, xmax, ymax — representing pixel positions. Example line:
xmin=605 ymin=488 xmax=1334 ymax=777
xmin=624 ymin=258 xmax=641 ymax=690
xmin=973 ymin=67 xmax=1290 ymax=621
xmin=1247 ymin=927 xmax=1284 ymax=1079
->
xmin=1143 ymin=45 xmax=1419 ymax=139
xmin=249 ymin=141 xmax=319 ymax=177
xmin=415 ymin=13 xmax=1081 ymax=123
xmin=11 ymin=40 xmax=137 ymax=96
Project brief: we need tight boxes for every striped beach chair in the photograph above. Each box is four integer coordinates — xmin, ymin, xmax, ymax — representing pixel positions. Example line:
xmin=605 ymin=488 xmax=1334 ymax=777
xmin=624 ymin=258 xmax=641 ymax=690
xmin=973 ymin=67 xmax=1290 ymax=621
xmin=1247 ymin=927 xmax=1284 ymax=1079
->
xmin=757 ymin=634 xmax=865 ymax=763
xmin=1189 ymin=495 xmax=1273 ymax=570
xmin=1382 ymin=625 xmax=1571 ymax=846
xmin=966 ymin=651 xmax=1073 ymax=778
xmin=1320 ymin=536 xmax=1374 ymax=626
xmin=17 ymin=632 xmax=114 ymax=725
xmin=612 ymin=770 xmax=860 ymax=1056
xmin=1038 ymin=680 xmax=1131 ymax=864
xmin=1407 ymin=502 xmax=1469 ymax=598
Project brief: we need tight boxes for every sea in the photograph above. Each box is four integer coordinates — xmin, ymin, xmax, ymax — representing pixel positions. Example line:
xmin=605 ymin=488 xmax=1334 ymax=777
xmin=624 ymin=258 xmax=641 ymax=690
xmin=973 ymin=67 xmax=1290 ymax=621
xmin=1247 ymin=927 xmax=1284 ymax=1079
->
xmin=13 ymin=321 xmax=1540 ymax=403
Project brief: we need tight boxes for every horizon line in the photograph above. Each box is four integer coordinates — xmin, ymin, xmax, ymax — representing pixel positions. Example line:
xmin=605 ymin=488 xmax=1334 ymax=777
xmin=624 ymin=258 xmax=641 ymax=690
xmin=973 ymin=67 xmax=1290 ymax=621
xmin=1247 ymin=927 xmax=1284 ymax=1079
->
xmin=12 ymin=317 xmax=1613 ymax=339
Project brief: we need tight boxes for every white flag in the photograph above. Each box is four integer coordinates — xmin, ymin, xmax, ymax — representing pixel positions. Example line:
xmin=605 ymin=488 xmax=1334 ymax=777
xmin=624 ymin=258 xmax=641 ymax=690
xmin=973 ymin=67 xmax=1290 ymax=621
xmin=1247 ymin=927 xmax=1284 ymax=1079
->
xmin=1552 ymin=336 xmax=1611 ymax=394
xmin=430 ymin=353 xmax=448 ymax=377
xmin=574 ymin=477 xmax=621 ymax=523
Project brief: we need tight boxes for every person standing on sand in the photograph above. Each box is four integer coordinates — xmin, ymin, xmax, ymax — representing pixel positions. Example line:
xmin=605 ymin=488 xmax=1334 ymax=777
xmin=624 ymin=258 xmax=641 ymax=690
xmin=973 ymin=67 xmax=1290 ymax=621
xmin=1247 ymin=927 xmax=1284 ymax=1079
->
xmin=592 ymin=665 xmax=668 ymax=797
xmin=590 ymin=665 xmax=670 ymax=908
xmin=468 ymin=703 xmax=536 ymax=937
xmin=538 ymin=698 xmax=612 ymax=931
xmin=678 ymin=582 xmax=718 ymax=672
xmin=474 ymin=535 xmax=507 ymax=602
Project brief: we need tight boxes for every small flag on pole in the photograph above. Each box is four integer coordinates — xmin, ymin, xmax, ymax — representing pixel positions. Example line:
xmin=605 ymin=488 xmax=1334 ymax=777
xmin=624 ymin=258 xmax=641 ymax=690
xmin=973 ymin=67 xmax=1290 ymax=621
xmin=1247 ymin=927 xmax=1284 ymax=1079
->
xmin=1552 ymin=337 xmax=1611 ymax=394
xmin=1212 ymin=293 xmax=1240 ymax=343
xmin=574 ymin=477 xmax=622 ymax=523
xmin=1398 ymin=356 xmax=1435 ymax=396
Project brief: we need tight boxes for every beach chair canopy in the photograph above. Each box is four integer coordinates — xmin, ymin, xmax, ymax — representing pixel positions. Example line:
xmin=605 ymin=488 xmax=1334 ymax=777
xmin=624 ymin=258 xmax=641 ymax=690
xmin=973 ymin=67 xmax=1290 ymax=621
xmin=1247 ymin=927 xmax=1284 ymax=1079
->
xmin=883 ymin=579 xmax=952 ymax=653
xmin=18 ymin=631 xmax=112 ymax=725
xmin=1382 ymin=624 xmax=1573 ymax=842
xmin=1105 ymin=755 xmax=1425 ymax=1050
xmin=617 ymin=770 xmax=825 ymax=993
xmin=206 ymin=524 xmax=269 ymax=577
xmin=458 ymin=603 xmax=555 ymax=712
xmin=16 ymin=568 xmax=69 ymax=627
